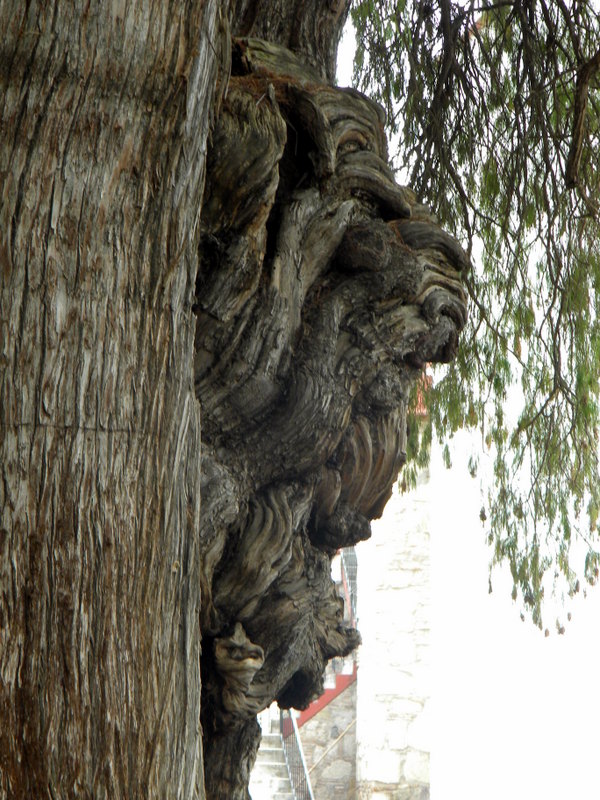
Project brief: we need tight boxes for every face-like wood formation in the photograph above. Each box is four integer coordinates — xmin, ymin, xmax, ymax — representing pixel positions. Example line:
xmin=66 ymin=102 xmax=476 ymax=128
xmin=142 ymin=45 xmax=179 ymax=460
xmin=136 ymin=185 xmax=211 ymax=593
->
xmin=195 ymin=37 xmax=468 ymax=785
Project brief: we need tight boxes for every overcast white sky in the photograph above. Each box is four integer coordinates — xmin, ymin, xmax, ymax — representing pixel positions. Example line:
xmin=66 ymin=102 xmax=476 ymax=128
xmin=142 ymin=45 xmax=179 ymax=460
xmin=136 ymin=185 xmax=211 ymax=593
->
xmin=336 ymin=28 xmax=600 ymax=800
xmin=428 ymin=433 xmax=600 ymax=800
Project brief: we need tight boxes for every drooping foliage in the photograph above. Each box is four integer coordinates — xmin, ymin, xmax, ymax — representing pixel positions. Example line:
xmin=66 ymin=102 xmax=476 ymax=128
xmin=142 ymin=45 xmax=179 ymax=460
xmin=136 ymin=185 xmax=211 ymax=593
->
xmin=351 ymin=0 xmax=600 ymax=626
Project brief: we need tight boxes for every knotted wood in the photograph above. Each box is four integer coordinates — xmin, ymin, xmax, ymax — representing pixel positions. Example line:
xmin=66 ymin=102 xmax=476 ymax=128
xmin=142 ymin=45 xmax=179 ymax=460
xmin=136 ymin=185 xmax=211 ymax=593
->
xmin=0 ymin=3 xmax=467 ymax=798
xmin=196 ymin=33 xmax=467 ymax=798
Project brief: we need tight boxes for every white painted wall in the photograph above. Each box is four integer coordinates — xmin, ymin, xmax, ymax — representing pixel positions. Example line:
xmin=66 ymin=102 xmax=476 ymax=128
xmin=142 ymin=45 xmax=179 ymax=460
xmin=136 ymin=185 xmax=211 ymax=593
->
xmin=355 ymin=430 xmax=600 ymax=800
xmin=356 ymin=474 xmax=432 ymax=799
xmin=429 ymin=431 xmax=600 ymax=800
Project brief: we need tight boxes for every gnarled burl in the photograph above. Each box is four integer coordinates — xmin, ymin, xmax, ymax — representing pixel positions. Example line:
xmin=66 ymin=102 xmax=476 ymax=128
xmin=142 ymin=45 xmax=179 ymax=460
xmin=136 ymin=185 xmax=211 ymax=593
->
xmin=197 ymin=35 xmax=467 ymax=798
xmin=0 ymin=2 xmax=467 ymax=798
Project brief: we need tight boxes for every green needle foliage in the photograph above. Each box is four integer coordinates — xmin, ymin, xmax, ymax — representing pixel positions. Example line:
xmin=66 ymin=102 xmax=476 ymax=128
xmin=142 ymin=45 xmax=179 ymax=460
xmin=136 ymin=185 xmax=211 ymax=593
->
xmin=350 ymin=0 xmax=600 ymax=626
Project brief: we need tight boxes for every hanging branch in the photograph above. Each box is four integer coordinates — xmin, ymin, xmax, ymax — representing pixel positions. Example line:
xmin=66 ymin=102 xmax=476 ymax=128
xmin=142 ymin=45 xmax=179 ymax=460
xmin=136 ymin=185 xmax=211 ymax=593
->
xmin=565 ymin=46 xmax=600 ymax=189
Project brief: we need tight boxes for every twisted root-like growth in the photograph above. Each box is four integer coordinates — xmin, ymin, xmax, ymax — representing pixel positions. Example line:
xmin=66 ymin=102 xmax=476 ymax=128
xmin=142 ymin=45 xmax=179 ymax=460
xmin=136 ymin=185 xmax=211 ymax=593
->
xmin=196 ymin=36 xmax=467 ymax=797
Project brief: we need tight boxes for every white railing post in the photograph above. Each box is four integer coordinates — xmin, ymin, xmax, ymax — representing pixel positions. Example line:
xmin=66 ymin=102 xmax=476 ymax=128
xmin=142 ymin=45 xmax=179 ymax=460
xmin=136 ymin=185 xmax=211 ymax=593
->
xmin=290 ymin=712 xmax=315 ymax=800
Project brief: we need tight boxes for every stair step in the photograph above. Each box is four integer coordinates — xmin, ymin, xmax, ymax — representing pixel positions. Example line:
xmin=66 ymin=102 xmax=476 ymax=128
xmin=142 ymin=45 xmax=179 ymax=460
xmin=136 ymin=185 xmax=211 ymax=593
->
xmin=253 ymin=762 xmax=289 ymax=779
xmin=257 ymin=749 xmax=286 ymax=764
xmin=249 ymin=777 xmax=294 ymax=797
xmin=260 ymin=733 xmax=282 ymax=747
xmin=251 ymin=712 xmax=294 ymax=800
xmin=250 ymin=767 xmax=293 ymax=791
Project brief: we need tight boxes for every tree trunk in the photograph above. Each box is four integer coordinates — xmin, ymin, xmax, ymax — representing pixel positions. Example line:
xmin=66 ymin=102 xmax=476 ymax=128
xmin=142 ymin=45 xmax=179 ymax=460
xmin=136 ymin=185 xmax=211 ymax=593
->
xmin=0 ymin=2 xmax=220 ymax=797
xmin=0 ymin=2 xmax=467 ymax=799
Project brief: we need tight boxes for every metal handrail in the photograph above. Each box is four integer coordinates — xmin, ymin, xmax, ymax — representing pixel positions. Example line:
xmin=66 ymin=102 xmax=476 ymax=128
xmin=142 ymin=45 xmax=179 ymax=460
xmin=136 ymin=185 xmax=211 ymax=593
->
xmin=340 ymin=546 xmax=358 ymax=625
xmin=280 ymin=709 xmax=315 ymax=800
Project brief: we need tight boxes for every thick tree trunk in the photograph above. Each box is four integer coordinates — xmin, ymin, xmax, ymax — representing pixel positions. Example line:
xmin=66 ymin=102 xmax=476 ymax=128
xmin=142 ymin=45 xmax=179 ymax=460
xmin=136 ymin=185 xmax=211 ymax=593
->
xmin=0 ymin=2 xmax=220 ymax=797
xmin=1 ymin=2 xmax=467 ymax=799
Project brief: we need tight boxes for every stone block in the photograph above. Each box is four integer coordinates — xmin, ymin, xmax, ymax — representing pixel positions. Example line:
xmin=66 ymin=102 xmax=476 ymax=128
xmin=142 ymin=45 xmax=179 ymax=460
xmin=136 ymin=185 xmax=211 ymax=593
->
xmin=407 ymin=703 xmax=430 ymax=751
xmin=359 ymin=748 xmax=403 ymax=783
xmin=322 ymin=758 xmax=352 ymax=781
xmin=403 ymin=749 xmax=429 ymax=784
xmin=385 ymin=716 xmax=409 ymax=750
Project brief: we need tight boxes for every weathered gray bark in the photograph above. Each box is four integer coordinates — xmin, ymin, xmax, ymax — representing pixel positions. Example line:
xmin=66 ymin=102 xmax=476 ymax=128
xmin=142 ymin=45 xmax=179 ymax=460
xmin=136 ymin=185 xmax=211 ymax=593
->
xmin=0 ymin=2 xmax=220 ymax=797
xmin=196 ymin=31 xmax=467 ymax=799
xmin=0 ymin=2 xmax=467 ymax=799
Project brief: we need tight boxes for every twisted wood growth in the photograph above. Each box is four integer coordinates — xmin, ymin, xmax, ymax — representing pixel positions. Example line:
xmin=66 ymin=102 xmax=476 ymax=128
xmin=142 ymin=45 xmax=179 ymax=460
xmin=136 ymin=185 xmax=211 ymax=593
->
xmin=196 ymin=36 xmax=467 ymax=798
xmin=0 ymin=2 xmax=466 ymax=798
xmin=230 ymin=0 xmax=349 ymax=81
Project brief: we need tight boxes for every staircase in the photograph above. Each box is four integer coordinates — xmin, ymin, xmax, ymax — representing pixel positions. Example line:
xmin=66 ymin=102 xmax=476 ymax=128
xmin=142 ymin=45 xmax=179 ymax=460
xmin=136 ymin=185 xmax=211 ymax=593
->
xmin=249 ymin=706 xmax=294 ymax=800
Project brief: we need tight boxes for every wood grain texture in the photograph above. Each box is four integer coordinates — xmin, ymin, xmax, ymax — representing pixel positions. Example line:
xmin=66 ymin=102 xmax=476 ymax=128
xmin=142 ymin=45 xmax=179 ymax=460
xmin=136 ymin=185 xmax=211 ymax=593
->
xmin=1 ymin=2 xmax=467 ymax=798
xmin=0 ymin=1 xmax=222 ymax=797
xmin=196 ymin=30 xmax=468 ymax=799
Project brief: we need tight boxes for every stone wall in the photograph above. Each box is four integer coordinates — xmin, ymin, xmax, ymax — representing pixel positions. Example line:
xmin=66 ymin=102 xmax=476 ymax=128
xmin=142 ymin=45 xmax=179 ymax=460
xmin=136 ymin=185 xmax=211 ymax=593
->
xmin=299 ymin=682 xmax=357 ymax=799
xmin=355 ymin=477 xmax=431 ymax=800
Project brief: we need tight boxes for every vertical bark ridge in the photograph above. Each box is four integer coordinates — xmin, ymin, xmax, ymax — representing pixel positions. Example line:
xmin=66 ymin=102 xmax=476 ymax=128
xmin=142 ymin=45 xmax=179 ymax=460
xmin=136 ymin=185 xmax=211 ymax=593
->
xmin=0 ymin=1 xmax=222 ymax=797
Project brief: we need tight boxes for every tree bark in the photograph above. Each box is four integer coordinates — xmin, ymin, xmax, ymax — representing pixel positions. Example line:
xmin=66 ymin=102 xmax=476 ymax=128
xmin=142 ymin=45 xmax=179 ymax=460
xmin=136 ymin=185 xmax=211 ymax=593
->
xmin=0 ymin=2 xmax=220 ymax=797
xmin=196 ymin=17 xmax=467 ymax=798
xmin=1 ymin=2 xmax=467 ymax=799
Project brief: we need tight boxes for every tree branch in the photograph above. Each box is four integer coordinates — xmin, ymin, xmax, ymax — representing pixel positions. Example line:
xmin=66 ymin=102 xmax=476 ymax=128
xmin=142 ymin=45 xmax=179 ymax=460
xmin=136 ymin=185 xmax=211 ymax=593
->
xmin=565 ymin=47 xmax=600 ymax=189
